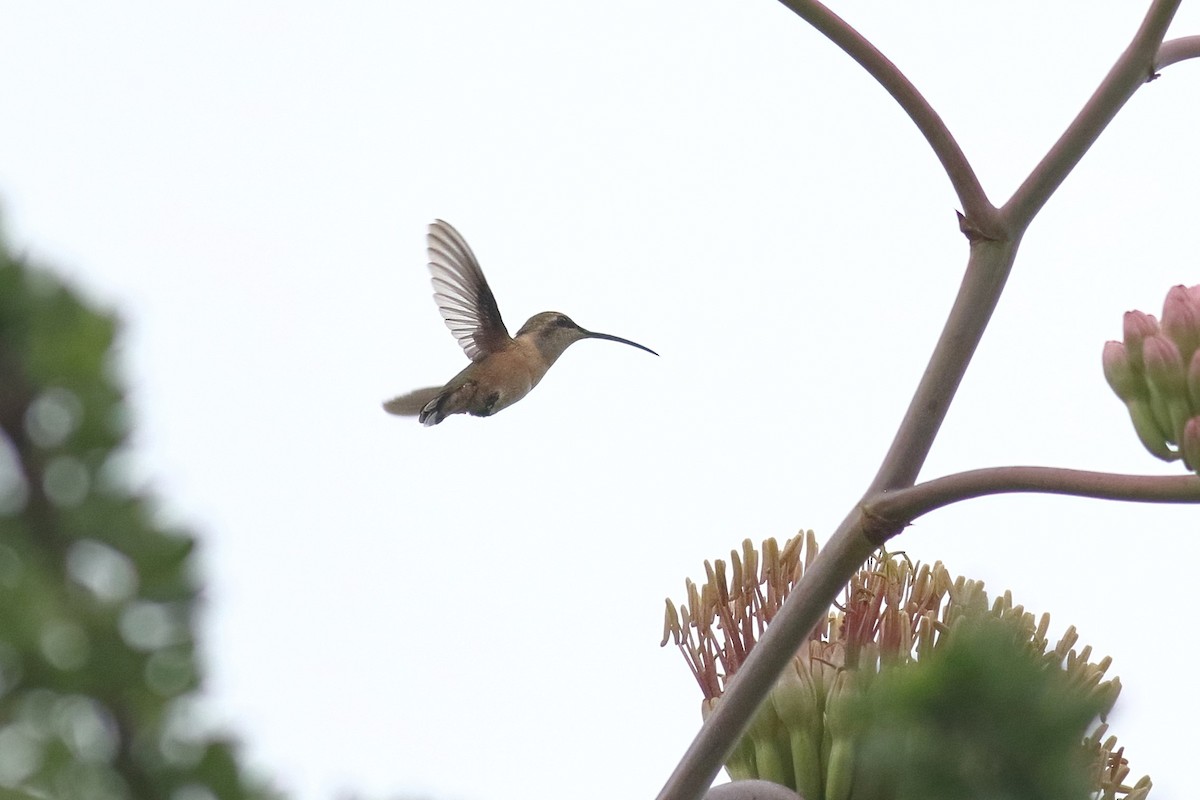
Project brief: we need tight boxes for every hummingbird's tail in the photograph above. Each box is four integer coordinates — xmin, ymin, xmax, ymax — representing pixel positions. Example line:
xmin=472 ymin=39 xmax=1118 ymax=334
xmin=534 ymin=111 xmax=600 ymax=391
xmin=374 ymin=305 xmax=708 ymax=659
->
xmin=382 ymin=388 xmax=442 ymax=418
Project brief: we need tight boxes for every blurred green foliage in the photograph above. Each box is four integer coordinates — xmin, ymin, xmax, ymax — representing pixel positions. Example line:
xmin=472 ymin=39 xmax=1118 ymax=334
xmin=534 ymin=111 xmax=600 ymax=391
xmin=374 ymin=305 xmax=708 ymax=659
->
xmin=0 ymin=236 xmax=277 ymax=800
xmin=851 ymin=616 xmax=1101 ymax=800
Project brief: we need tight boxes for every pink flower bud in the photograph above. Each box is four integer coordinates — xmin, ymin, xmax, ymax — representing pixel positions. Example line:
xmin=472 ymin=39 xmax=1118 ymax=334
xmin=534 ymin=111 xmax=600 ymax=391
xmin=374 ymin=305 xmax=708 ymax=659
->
xmin=1143 ymin=334 xmax=1192 ymax=443
xmin=1191 ymin=350 xmax=1200 ymax=410
xmin=1102 ymin=341 xmax=1145 ymax=402
xmin=1142 ymin=333 xmax=1186 ymax=396
xmin=1182 ymin=416 xmax=1200 ymax=472
xmin=1161 ymin=284 xmax=1200 ymax=363
xmin=1122 ymin=310 xmax=1159 ymax=372
xmin=1126 ymin=398 xmax=1178 ymax=461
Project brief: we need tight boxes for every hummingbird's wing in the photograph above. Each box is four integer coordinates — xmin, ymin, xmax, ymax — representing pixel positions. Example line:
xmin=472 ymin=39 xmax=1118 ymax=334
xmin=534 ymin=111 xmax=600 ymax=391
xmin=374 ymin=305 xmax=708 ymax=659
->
xmin=427 ymin=220 xmax=512 ymax=362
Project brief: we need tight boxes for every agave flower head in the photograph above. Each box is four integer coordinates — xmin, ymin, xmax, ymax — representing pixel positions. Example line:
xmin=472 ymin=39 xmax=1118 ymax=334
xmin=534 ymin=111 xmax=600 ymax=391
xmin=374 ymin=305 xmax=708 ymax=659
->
xmin=663 ymin=533 xmax=1145 ymax=800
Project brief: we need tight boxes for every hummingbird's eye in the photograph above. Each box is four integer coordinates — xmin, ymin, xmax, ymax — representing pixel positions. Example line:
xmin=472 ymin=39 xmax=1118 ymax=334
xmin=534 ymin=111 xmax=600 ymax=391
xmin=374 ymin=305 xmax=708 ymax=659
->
xmin=556 ymin=315 xmax=571 ymax=327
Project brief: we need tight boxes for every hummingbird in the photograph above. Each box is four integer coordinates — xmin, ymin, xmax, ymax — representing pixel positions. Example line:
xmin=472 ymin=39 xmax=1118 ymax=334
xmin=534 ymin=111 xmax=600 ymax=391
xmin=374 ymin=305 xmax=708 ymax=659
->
xmin=383 ymin=220 xmax=658 ymax=425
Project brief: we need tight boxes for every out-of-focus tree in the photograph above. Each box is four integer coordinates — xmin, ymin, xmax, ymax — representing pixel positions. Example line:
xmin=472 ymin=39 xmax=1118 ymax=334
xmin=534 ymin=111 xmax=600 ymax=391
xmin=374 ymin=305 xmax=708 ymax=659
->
xmin=0 ymin=231 xmax=278 ymax=800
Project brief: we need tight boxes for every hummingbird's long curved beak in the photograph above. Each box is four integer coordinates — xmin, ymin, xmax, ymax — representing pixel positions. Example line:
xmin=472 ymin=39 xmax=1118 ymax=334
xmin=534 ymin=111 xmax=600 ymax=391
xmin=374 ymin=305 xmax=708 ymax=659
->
xmin=582 ymin=329 xmax=659 ymax=356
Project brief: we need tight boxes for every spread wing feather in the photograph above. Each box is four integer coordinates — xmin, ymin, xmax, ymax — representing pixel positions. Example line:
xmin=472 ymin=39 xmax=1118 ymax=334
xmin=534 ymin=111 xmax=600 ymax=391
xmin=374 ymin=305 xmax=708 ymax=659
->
xmin=427 ymin=220 xmax=511 ymax=361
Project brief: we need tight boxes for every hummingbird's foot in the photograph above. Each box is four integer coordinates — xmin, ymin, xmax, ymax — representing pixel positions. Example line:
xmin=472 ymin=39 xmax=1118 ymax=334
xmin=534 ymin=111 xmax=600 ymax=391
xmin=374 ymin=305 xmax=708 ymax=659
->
xmin=471 ymin=392 xmax=501 ymax=418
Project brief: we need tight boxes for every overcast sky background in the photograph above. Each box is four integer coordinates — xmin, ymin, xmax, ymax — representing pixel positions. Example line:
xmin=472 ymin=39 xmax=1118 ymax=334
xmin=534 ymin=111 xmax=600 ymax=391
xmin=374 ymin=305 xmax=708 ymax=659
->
xmin=2 ymin=2 xmax=1199 ymax=799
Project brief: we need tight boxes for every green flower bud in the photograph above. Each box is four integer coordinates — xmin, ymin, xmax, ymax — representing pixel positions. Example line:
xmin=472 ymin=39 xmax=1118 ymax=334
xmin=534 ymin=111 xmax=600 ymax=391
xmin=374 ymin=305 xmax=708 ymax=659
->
xmin=770 ymin=659 xmax=823 ymax=800
xmin=1142 ymin=333 xmax=1190 ymax=438
xmin=1182 ymin=416 xmax=1200 ymax=472
xmin=1124 ymin=398 xmax=1179 ymax=461
xmin=822 ymin=672 xmax=856 ymax=800
xmin=1102 ymin=341 xmax=1145 ymax=402
xmin=743 ymin=697 xmax=793 ymax=787
xmin=1189 ymin=350 xmax=1200 ymax=409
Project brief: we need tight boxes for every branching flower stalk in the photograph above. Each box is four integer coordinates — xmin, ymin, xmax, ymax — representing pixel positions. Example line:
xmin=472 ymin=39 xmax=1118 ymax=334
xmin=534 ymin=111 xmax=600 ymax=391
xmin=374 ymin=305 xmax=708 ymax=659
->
xmin=657 ymin=3 xmax=1200 ymax=798
xmin=663 ymin=534 xmax=1149 ymax=800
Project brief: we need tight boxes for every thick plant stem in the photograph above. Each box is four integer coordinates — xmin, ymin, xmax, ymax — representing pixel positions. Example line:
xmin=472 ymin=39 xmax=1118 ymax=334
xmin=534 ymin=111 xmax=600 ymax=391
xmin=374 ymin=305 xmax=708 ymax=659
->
xmin=865 ymin=238 xmax=1020 ymax=496
xmin=1004 ymin=0 xmax=1181 ymax=228
xmin=872 ymin=467 xmax=1200 ymax=524
xmin=1157 ymin=36 xmax=1200 ymax=69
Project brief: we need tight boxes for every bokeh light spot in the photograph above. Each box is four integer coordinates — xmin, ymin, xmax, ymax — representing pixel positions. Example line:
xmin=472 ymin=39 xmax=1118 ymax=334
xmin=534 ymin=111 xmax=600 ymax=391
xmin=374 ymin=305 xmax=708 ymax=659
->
xmin=157 ymin=698 xmax=208 ymax=768
xmin=67 ymin=540 xmax=138 ymax=605
xmin=52 ymin=695 xmax=119 ymax=763
xmin=0 ymin=725 xmax=43 ymax=785
xmin=119 ymin=602 xmax=184 ymax=652
xmin=0 ymin=432 xmax=28 ymax=516
xmin=24 ymin=388 xmax=83 ymax=449
xmin=172 ymin=785 xmax=218 ymax=800
xmin=96 ymin=448 xmax=137 ymax=496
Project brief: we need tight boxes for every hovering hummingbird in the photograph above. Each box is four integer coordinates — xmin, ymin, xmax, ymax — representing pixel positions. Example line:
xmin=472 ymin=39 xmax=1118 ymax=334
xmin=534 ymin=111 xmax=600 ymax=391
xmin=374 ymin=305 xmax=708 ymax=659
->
xmin=383 ymin=220 xmax=658 ymax=425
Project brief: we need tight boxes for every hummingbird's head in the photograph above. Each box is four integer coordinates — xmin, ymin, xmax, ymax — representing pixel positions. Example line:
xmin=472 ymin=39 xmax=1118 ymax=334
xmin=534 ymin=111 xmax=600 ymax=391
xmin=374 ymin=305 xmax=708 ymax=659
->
xmin=517 ymin=311 xmax=658 ymax=364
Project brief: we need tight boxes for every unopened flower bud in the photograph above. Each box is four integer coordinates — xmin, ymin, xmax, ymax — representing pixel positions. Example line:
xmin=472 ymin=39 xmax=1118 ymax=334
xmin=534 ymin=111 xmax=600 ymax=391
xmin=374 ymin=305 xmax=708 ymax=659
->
xmin=743 ymin=697 xmax=791 ymax=787
xmin=1190 ymin=350 xmax=1200 ymax=409
xmin=1142 ymin=333 xmax=1186 ymax=395
xmin=1122 ymin=310 xmax=1160 ymax=372
xmin=1124 ymin=398 xmax=1178 ymax=461
xmin=1102 ymin=341 xmax=1144 ymax=402
xmin=823 ymin=671 xmax=856 ymax=800
xmin=1182 ymin=417 xmax=1200 ymax=472
xmin=1143 ymin=333 xmax=1191 ymax=438
xmin=770 ymin=660 xmax=823 ymax=800
xmin=1161 ymin=284 xmax=1200 ymax=364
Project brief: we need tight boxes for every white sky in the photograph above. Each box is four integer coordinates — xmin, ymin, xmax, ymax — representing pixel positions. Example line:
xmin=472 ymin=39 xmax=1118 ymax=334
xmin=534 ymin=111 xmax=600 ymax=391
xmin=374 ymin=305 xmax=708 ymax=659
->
xmin=2 ymin=2 xmax=1199 ymax=799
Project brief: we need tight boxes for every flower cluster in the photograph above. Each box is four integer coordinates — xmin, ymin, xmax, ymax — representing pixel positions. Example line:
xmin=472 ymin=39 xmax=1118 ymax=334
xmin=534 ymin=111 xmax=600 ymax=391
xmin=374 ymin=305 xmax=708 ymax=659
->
xmin=1103 ymin=284 xmax=1200 ymax=472
xmin=662 ymin=533 xmax=1147 ymax=800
